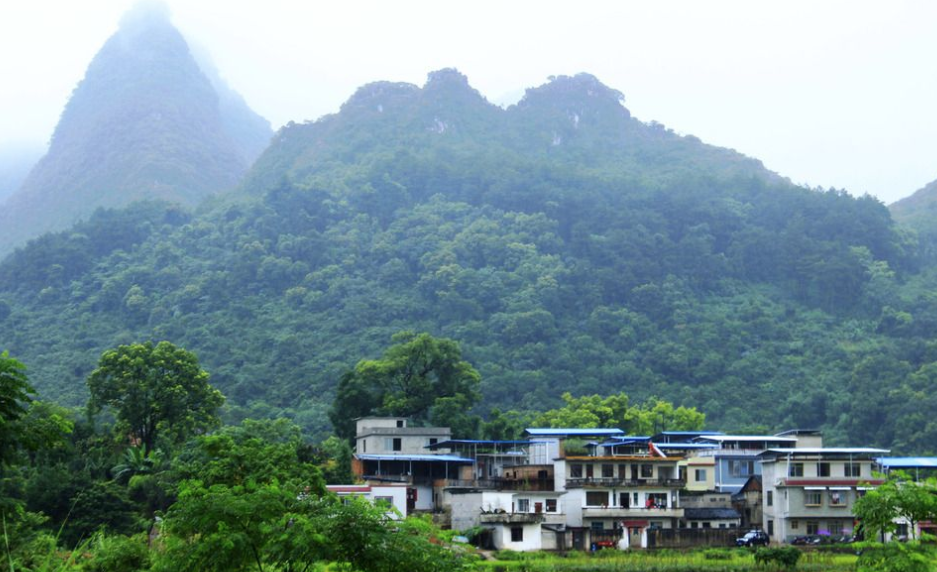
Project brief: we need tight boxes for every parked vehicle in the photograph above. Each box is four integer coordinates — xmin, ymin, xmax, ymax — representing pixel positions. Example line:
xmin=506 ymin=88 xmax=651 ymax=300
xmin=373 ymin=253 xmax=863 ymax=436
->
xmin=736 ymin=530 xmax=770 ymax=547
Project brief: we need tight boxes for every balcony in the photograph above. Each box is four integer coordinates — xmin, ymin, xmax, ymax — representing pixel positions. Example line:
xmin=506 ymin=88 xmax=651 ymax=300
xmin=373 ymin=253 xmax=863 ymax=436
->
xmin=479 ymin=511 xmax=545 ymax=525
xmin=582 ymin=506 xmax=685 ymax=519
xmin=566 ymin=477 xmax=685 ymax=489
xmin=439 ymin=478 xmax=555 ymax=491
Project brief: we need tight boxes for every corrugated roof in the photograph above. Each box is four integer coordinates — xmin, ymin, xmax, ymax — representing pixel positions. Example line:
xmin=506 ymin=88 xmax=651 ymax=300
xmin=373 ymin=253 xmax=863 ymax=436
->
xmin=525 ymin=428 xmax=625 ymax=436
xmin=656 ymin=443 xmax=719 ymax=449
xmin=426 ymin=439 xmax=534 ymax=448
xmin=356 ymin=454 xmax=475 ymax=463
xmin=876 ymin=457 xmax=937 ymax=469
xmin=763 ymin=447 xmax=890 ymax=456
xmin=697 ymin=435 xmax=797 ymax=442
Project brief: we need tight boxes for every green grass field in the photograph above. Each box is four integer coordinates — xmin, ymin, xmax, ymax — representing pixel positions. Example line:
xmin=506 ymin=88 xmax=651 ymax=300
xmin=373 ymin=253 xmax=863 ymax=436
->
xmin=471 ymin=548 xmax=858 ymax=571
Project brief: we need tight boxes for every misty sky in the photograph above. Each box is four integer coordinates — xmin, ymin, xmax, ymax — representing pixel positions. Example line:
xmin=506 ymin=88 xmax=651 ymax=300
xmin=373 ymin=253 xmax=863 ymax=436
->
xmin=1 ymin=0 xmax=934 ymax=204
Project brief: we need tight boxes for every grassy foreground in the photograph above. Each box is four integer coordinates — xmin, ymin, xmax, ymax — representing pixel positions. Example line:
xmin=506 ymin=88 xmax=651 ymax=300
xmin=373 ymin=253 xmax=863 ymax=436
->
xmin=472 ymin=548 xmax=858 ymax=571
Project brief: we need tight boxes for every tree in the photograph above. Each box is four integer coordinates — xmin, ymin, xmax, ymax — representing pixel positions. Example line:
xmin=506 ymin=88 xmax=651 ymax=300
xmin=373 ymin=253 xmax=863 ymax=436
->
xmin=329 ymin=331 xmax=481 ymax=440
xmin=854 ymin=472 xmax=937 ymax=541
xmin=87 ymin=341 xmax=224 ymax=452
xmin=0 ymin=351 xmax=35 ymax=465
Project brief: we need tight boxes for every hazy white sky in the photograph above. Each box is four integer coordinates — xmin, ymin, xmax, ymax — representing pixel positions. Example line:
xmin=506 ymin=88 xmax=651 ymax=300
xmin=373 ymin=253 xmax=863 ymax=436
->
xmin=0 ymin=0 xmax=934 ymax=203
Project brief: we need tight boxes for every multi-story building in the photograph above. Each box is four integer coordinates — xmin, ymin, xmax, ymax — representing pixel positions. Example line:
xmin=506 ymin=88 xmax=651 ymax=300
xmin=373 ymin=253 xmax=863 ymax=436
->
xmin=760 ymin=447 xmax=889 ymax=542
xmin=691 ymin=435 xmax=799 ymax=493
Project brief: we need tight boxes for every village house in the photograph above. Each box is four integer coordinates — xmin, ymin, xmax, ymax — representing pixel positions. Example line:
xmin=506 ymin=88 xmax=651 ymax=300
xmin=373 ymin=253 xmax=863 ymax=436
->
xmin=760 ymin=447 xmax=889 ymax=542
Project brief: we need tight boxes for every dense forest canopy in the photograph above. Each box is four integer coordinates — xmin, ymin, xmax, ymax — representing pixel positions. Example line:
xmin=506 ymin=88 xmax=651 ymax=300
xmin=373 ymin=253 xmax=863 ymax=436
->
xmin=1 ymin=69 xmax=935 ymax=454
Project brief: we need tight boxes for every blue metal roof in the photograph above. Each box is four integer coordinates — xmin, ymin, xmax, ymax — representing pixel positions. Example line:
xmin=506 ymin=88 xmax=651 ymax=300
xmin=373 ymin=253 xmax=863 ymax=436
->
xmin=525 ymin=428 xmax=624 ymax=436
xmin=876 ymin=457 xmax=937 ymax=469
xmin=356 ymin=454 xmax=475 ymax=463
xmin=657 ymin=431 xmax=724 ymax=436
xmin=656 ymin=443 xmax=719 ymax=449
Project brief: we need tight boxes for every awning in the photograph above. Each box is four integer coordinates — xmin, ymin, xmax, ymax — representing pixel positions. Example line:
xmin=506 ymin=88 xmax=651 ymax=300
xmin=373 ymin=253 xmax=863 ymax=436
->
xmin=829 ymin=487 xmax=851 ymax=490
xmin=804 ymin=486 xmax=827 ymax=490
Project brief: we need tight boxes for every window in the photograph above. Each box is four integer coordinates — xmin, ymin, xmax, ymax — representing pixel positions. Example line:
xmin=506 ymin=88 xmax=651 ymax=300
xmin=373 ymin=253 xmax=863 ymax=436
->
xmin=829 ymin=491 xmax=846 ymax=506
xmin=602 ymin=464 xmax=614 ymax=478
xmin=767 ymin=520 xmax=774 ymax=536
xmin=703 ymin=522 xmax=711 ymax=528
xmin=546 ymin=499 xmax=557 ymax=513
xmin=393 ymin=438 xmax=401 ymax=451
xmin=805 ymin=491 xmax=823 ymax=506
xmin=641 ymin=464 xmax=654 ymax=478
xmin=807 ymin=521 xmax=819 ymax=535
xmin=694 ymin=469 xmax=707 ymax=482
xmin=618 ymin=464 xmax=628 ymax=479
xmin=384 ymin=438 xmax=402 ymax=452
xmin=729 ymin=460 xmax=755 ymax=478
xmin=591 ymin=521 xmax=605 ymax=531
xmin=586 ymin=491 xmax=608 ymax=507
xmin=817 ymin=463 xmax=831 ymax=477
xmin=647 ymin=493 xmax=668 ymax=508
xmin=829 ymin=521 xmax=844 ymax=536
xmin=767 ymin=491 xmax=773 ymax=507
xmin=844 ymin=463 xmax=861 ymax=477
xmin=396 ymin=420 xmax=404 ymax=428
xmin=428 ymin=438 xmax=438 ymax=447
xmin=363 ymin=440 xmax=366 ymax=453
xmin=570 ymin=464 xmax=583 ymax=478
xmin=517 ymin=499 xmax=529 ymax=513
xmin=791 ymin=520 xmax=799 ymax=530
xmin=691 ymin=522 xmax=698 ymax=529
xmin=511 ymin=527 xmax=523 ymax=542
xmin=790 ymin=463 xmax=804 ymax=477
xmin=374 ymin=496 xmax=394 ymax=510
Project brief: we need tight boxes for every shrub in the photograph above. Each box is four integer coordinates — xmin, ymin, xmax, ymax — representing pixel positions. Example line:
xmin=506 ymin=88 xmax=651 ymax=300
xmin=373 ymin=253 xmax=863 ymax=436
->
xmin=703 ymin=547 xmax=735 ymax=560
xmin=754 ymin=546 xmax=801 ymax=569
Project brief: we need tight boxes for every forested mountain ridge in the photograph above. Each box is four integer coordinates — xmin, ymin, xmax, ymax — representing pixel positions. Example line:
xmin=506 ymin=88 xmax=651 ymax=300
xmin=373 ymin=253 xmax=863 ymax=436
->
xmin=0 ymin=4 xmax=271 ymax=257
xmin=1 ymin=69 xmax=934 ymax=454
xmin=890 ymin=178 xmax=937 ymax=259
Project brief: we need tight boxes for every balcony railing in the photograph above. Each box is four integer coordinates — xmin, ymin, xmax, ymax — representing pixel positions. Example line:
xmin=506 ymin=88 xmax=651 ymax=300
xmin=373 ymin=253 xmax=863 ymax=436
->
xmin=440 ymin=478 xmax=555 ymax=491
xmin=479 ymin=512 xmax=546 ymax=525
xmin=582 ymin=506 xmax=685 ymax=519
xmin=566 ymin=477 xmax=685 ymax=488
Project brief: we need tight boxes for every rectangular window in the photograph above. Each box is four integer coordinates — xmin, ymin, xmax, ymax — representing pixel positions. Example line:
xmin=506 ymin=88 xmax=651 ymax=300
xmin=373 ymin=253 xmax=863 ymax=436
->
xmin=591 ymin=521 xmax=605 ymax=531
xmin=393 ymin=438 xmax=401 ymax=451
xmin=396 ymin=419 xmax=405 ymax=428
xmin=586 ymin=491 xmax=608 ymax=507
xmin=805 ymin=491 xmax=823 ymax=506
xmin=767 ymin=491 xmax=773 ymax=507
xmin=546 ymin=499 xmax=557 ymax=513
xmin=602 ymin=464 xmax=614 ymax=478
xmin=691 ymin=522 xmax=698 ymax=529
xmin=511 ymin=527 xmax=523 ymax=542
xmin=428 ymin=437 xmax=438 ymax=447
xmin=790 ymin=463 xmax=804 ymax=477
xmin=517 ymin=499 xmax=529 ymax=513
xmin=830 ymin=521 xmax=844 ymax=536
xmin=791 ymin=520 xmax=799 ymax=530
xmin=618 ymin=464 xmax=628 ymax=479
xmin=363 ymin=440 xmax=366 ymax=453
xmin=641 ymin=464 xmax=654 ymax=478
xmin=767 ymin=520 xmax=774 ymax=536
xmin=695 ymin=469 xmax=707 ymax=482
xmin=730 ymin=460 xmax=755 ymax=478
xmin=570 ymin=464 xmax=583 ymax=478
xmin=586 ymin=491 xmax=608 ymax=506
xmin=374 ymin=496 xmax=394 ymax=510
xmin=844 ymin=463 xmax=861 ymax=477
xmin=817 ymin=463 xmax=831 ymax=477
xmin=829 ymin=491 xmax=846 ymax=506
xmin=807 ymin=521 xmax=819 ymax=535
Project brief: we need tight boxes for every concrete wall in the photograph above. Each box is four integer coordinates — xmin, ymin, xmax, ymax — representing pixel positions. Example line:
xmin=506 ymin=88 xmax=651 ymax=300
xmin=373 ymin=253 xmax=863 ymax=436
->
xmin=492 ymin=522 xmax=542 ymax=551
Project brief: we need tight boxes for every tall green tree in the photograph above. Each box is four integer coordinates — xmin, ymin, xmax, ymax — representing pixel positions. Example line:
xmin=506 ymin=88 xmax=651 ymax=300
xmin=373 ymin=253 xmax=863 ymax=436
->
xmin=0 ymin=350 xmax=35 ymax=465
xmin=329 ymin=331 xmax=481 ymax=440
xmin=87 ymin=341 xmax=224 ymax=452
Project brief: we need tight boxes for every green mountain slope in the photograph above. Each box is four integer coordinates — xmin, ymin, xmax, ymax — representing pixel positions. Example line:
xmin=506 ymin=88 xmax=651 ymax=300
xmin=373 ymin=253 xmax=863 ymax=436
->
xmin=0 ymin=4 xmax=271 ymax=257
xmin=1 ymin=70 xmax=933 ymax=453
